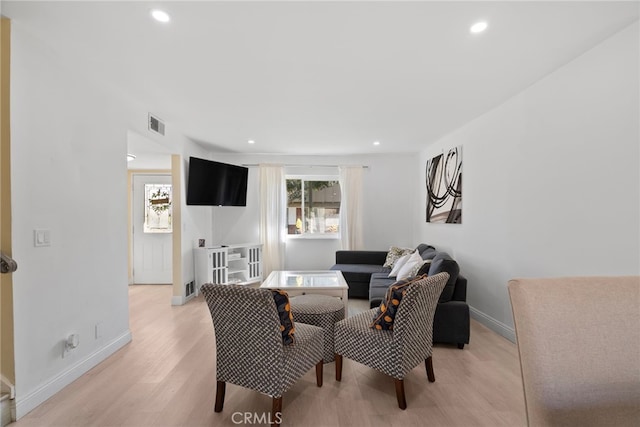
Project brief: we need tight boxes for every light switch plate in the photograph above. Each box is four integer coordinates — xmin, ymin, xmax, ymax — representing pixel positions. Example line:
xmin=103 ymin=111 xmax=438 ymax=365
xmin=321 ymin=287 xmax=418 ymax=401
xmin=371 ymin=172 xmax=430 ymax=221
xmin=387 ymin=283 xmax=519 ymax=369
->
xmin=34 ymin=229 xmax=51 ymax=247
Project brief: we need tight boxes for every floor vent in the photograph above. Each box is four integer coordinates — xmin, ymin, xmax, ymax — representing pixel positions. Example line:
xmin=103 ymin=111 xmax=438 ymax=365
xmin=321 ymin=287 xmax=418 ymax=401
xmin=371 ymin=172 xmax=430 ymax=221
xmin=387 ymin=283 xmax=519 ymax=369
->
xmin=185 ymin=281 xmax=195 ymax=296
xmin=148 ymin=114 xmax=165 ymax=136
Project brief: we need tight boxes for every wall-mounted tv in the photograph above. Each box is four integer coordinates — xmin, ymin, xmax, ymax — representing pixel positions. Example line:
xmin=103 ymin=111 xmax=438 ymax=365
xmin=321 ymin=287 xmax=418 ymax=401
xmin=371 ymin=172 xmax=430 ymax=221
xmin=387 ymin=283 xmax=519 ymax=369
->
xmin=186 ymin=157 xmax=248 ymax=206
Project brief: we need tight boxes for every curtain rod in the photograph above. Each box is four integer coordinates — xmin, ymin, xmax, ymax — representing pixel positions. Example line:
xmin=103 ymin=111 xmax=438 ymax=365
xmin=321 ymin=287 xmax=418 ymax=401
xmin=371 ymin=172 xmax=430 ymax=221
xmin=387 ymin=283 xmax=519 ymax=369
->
xmin=242 ymin=164 xmax=368 ymax=169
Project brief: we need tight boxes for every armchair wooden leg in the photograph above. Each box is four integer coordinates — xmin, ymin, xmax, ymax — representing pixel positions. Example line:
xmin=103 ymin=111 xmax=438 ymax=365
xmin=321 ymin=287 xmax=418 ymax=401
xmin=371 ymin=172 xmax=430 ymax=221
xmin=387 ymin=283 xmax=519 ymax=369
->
xmin=214 ymin=381 xmax=226 ymax=412
xmin=394 ymin=378 xmax=407 ymax=410
xmin=425 ymin=356 xmax=435 ymax=382
xmin=316 ymin=360 xmax=323 ymax=387
xmin=335 ymin=354 xmax=343 ymax=381
xmin=271 ymin=396 xmax=283 ymax=427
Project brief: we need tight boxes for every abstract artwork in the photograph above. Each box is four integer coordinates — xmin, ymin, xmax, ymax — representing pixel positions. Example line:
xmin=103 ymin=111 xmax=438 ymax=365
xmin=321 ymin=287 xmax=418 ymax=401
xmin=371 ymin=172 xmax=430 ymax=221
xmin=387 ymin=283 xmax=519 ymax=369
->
xmin=426 ymin=146 xmax=462 ymax=223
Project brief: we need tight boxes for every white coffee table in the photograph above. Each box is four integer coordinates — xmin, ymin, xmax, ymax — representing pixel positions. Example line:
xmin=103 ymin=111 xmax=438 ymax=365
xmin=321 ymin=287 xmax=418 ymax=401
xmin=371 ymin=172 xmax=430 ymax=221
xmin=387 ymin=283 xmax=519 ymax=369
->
xmin=260 ymin=270 xmax=349 ymax=316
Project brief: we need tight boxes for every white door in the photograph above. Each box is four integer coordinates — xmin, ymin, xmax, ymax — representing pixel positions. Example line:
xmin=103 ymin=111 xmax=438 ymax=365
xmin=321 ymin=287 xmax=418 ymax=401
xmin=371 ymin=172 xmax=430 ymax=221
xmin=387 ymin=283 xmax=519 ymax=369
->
xmin=132 ymin=174 xmax=172 ymax=284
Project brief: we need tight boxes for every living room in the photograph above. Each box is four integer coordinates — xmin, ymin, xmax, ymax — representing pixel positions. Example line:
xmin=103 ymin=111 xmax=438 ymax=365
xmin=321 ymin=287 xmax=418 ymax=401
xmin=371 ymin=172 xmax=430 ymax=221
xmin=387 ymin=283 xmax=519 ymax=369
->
xmin=1 ymin=1 xmax=638 ymax=426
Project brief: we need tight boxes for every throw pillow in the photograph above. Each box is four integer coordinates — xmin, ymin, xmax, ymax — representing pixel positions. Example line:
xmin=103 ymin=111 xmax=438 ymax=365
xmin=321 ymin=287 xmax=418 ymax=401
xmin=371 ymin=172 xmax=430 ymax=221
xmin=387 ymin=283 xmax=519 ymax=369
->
xmin=271 ymin=290 xmax=295 ymax=345
xmin=414 ymin=259 xmax=433 ymax=277
xmin=427 ymin=252 xmax=460 ymax=303
xmin=416 ymin=243 xmax=436 ymax=258
xmin=388 ymin=253 xmax=411 ymax=277
xmin=383 ymin=246 xmax=414 ymax=268
xmin=397 ymin=250 xmax=423 ymax=280
xmin=371 ymin=275 xmax=425 ymax=330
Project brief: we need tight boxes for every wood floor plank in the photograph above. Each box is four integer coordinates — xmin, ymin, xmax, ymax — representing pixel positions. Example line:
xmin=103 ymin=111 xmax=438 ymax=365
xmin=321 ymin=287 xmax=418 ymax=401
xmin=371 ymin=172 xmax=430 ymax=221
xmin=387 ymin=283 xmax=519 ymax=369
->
xmin=11 ymin=285 xmax=526 ymax=426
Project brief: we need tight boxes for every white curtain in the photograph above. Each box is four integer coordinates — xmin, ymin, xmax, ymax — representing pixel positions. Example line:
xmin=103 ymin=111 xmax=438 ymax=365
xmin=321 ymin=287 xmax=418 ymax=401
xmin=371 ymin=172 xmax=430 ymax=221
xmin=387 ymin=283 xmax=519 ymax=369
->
xmin=259 ymin=164 xmax=286 ymax=279
xmin=339 ymin=166 xmax=364 ymax=250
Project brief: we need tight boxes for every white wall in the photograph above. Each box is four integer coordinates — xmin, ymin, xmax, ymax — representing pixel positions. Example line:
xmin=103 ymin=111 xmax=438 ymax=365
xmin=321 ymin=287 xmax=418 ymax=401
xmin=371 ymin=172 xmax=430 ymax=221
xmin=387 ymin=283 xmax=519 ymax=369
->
xmin=178 ymin=144 xmax=214 ymax=297
xmin=205 ymin=153 xmax=418 ymax=270
xmin=416 ymin=22 xmax=640 ymax=341
xmin=10 ymin=23 xmax=132 ymax=417
xmin=8 ymin=19 xmax=214 ymax=417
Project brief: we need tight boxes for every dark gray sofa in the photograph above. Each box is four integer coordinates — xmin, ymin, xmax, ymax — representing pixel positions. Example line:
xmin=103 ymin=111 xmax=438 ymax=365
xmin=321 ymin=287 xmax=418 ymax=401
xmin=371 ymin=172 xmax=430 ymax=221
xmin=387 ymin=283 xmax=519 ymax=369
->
xmin=330 ymin=244 xmax=470 ymax=348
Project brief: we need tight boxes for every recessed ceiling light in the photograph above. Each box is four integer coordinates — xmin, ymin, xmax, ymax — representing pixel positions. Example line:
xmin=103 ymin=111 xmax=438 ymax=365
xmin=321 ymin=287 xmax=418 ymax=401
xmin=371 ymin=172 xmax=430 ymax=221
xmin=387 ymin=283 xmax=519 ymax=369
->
xmin=151 ymin=9 xmax=170 ymax=23
xmin=127 ymin=154 xmax=136 ymax=162
xmin=470 ymin=21 xmax=488 ymax=34
xmin=248 ymin=140 xmax=255 ymax=144
xmin=373 ymin=141 xmax=380 ymax=146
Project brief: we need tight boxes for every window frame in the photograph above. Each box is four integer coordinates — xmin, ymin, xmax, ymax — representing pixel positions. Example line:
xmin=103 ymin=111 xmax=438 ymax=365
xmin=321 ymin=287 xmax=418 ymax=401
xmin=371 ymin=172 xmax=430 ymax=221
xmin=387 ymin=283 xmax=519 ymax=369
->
xmin=285 ymin=174 xmax=341 ymax=240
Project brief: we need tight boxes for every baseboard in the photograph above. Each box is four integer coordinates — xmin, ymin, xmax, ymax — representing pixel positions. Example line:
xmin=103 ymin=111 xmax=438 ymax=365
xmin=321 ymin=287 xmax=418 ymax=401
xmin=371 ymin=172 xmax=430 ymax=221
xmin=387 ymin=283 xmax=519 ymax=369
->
xmin=171 ymin=293 xmax=194 ymax=306
xmin=15 ymin=330 xmax=132 ymax=420
xmin=1 ymin=393 xmax=13 ymax=427
xmin=0 ymin=376 xmax=14 ymax=426
xmin=469 ymin=306 xmax=516 ymax=343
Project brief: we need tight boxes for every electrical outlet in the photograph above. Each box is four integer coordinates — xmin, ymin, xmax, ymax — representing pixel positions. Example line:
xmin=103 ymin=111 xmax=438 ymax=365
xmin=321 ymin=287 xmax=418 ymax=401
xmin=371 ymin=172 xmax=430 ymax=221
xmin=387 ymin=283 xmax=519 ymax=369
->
xmin=95 ymin=322 xmax=103 ymax=339
xmin=62 ymin=334 xmax=79 ymax=358
xmin=34 ymin=229 xmax=51 ymax=247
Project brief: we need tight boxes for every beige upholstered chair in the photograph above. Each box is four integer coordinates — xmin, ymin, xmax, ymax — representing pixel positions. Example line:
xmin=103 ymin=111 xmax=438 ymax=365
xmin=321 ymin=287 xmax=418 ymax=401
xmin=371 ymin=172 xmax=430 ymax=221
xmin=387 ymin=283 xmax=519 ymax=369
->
xmin=508 ymin=276 xmax=640 ymax=426
xmin=334 ymin=273 xmax=449 ymax=409
xmin=201 ymin=284 xmax=324 ymax=426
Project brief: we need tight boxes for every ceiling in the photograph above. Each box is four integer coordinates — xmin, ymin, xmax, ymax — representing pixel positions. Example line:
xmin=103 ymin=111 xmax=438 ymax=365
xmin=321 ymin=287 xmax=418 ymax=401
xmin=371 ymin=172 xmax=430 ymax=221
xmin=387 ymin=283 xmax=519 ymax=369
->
xmin=4 ymin=1 xmax=639 ymax=155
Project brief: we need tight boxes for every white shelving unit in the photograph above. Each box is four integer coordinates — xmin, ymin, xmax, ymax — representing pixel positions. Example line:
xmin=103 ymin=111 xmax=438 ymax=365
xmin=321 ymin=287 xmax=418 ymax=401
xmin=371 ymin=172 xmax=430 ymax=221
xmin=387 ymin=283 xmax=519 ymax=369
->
xmin=194 ymin=243 xmax=262 ymax=294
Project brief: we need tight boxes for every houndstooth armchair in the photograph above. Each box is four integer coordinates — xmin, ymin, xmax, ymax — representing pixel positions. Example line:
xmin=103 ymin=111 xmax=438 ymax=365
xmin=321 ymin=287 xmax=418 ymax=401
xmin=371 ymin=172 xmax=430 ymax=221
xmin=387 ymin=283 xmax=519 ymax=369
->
xmin=334 ymin=272 xmax=449 ymax=409
xmin=201 ymin=284 xmax=324 ymax=426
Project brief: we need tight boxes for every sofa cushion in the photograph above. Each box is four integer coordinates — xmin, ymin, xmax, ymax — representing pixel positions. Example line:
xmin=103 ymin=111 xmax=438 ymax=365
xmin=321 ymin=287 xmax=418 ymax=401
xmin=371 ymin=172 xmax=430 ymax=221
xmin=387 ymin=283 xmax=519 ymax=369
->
xmin=369 ymin=273 xmax=393 ymax=301
xmin=413 ymin=259 xmax=433 ymax=277
xmin=427 ymin=252 xmax=459 ymax=302
xmin=370 ymin=272 xmax=394 ymax=288
xmin=335 ymin=250 xmax=388 ymax=265
xmin=416 ymin=244 xmax=436 ymax=259
xmin=382 ymin=246 xmax=414 ymax=268
xmin=331 ymin=264 xmax=390 ymax=285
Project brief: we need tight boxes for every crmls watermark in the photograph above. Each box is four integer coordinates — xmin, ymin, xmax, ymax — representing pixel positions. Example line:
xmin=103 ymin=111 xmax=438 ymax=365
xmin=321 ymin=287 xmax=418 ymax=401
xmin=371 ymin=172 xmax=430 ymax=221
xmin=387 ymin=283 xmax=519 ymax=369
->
xmin=231 ymin=412 xmax=283 ymax=425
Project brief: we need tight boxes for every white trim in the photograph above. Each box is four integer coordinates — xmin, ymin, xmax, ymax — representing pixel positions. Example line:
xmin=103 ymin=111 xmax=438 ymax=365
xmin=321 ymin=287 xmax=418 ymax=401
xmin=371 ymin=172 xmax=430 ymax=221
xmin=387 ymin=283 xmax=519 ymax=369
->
xmin=171 ymin=293 xmax=194 ymax=306
xmin=286 ymin=233 xmax=339 ymax=240
xmin=1 ymin=394 xmax=14 ymax=427
xmin=285 ymin=174 xmax=339 ymax=181
xmin=0 ymin=375 xmax=15 ymax=399
xmin=469 ymin=306 xmax=516 ymax=343
xmin=244 ymin=164 xmax=367 ymax=169
xmin=15 ymin=330 xmax=132 ymax=419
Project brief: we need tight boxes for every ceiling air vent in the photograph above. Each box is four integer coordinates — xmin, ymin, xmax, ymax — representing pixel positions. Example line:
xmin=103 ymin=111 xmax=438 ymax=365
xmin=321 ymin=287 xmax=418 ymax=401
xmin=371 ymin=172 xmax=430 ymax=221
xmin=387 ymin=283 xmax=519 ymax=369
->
xmin=148 ymin=113 xmax=165 ymax=136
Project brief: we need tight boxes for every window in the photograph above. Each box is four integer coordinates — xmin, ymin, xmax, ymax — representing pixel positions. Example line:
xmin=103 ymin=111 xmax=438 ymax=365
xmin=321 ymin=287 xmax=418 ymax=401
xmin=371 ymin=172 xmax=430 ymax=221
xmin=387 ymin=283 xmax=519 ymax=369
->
xmin=144 ymin=183 xmax=172 ymax=233
xmin=286 ymin=178 xmax=341 ymax=236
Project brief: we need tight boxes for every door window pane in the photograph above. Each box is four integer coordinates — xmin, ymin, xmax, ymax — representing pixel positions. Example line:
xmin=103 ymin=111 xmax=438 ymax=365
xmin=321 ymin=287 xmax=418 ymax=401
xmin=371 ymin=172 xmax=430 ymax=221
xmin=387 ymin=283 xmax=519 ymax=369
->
xmin=144 ymin=184 xmax=172 ymax=233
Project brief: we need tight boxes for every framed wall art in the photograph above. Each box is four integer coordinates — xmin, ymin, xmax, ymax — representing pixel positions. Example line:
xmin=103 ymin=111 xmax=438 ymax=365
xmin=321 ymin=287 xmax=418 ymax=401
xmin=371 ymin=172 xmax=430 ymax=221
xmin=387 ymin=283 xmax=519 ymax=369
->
xmin=426 ymin=146 xmax=462 ymax=224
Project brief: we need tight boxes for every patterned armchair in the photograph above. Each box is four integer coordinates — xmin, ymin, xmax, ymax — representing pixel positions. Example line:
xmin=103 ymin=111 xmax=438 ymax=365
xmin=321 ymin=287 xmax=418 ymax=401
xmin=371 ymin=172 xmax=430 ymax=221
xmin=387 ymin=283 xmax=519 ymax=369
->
xmin=334 ymin=273 xmax=449 ymax=409
xmin=201 ymin=284 xmax=324 ymax=426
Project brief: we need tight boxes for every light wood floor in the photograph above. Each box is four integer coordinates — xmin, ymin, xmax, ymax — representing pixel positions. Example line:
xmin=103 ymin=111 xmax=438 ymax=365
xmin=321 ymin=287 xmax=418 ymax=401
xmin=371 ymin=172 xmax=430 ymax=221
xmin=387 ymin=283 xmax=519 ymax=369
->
xmin=12 ymin=285 xmax=526 ymax=426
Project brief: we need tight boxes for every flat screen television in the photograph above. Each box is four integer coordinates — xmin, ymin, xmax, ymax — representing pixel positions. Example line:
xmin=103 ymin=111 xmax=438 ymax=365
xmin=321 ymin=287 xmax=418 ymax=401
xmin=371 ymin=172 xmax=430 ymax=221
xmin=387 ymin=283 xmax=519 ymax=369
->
xmin=186 ymin=157 xmax=248 ymax=206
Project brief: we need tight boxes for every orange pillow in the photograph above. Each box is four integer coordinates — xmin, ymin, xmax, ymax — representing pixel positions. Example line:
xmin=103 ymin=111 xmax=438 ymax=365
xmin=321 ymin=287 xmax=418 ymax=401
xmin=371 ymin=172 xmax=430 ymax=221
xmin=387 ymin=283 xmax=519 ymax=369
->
xmin=371 ymin=275 xmax=426 ymax=330
xmin=272 ymin=290 xmax=295 ymax=344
